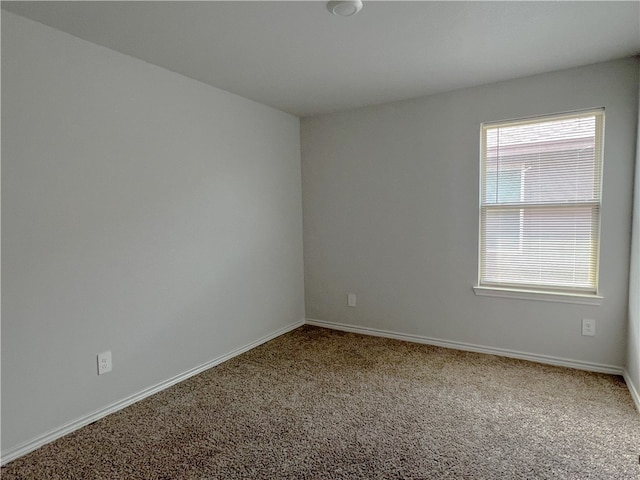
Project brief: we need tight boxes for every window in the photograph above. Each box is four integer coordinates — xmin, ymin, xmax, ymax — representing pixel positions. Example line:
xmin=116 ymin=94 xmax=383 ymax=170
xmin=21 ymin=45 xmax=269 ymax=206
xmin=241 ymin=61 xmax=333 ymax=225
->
xmin=476 ymin=109 xmax=604 ymax=301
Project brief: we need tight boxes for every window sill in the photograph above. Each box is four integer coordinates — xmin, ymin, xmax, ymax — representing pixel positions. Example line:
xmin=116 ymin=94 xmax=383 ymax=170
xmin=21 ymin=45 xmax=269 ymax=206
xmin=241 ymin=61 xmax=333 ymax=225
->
xmin=473 ymin=286 xmax=603 ymax=306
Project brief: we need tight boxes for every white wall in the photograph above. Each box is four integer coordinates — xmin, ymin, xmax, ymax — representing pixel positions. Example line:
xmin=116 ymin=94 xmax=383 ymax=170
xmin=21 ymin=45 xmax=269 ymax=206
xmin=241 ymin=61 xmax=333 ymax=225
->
xmin=627 ymin=72 xmax=640 ymax=407
xmin=302 ymin=58 xmax=639 ymax=369
xmin=1 ymin=11 xmax=304 ymax=454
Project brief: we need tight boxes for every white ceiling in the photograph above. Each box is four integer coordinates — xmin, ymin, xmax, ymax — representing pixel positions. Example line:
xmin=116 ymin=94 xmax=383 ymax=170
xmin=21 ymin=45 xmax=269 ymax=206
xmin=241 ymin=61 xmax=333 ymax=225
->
xmin=3 ymin=1 xmax=639 ymax=117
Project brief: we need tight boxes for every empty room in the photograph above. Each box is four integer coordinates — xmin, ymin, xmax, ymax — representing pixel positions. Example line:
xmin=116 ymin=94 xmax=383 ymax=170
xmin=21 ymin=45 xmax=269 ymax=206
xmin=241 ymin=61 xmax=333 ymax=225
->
xmin=2 ymin=1 xmax=639 ymax=478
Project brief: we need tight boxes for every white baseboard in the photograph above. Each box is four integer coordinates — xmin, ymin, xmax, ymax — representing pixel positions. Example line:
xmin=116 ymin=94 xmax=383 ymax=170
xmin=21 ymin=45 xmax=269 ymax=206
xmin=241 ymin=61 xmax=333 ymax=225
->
xmin=1 ymin=319 xmax=305 ymax=466
xmin=623 ymin=370 xmax=640 ymax=413
xmin=305 ymin=318 xmax=625 ymax=375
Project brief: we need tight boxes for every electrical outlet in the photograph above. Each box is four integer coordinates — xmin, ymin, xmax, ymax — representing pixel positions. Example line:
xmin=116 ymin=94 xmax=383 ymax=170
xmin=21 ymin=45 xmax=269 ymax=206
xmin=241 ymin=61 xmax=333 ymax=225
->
xmin=348 ymin=293 xmax=357 ymax=307
xmin=97 ymin=351 xmax=112 ymax=375
xmin=582 ymin=318 xmax=596 ymax=337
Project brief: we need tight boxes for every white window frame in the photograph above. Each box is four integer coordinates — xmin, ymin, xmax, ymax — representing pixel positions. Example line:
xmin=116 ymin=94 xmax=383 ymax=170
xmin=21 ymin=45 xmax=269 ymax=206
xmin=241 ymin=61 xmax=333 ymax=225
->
xmin=473 ymin=109 xmax=604 ymax=305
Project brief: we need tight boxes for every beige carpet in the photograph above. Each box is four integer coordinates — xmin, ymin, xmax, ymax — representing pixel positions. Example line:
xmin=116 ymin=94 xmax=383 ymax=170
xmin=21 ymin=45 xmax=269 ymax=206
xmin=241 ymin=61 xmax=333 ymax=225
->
xmin=2 ymin=325 xmax=639 ymax=479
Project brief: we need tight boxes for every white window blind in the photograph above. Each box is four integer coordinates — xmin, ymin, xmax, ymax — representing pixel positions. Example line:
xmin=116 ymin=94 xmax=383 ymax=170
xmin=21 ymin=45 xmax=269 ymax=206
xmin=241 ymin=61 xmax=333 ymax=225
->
xmin=479 ymin=109 xmax=604 ymax=295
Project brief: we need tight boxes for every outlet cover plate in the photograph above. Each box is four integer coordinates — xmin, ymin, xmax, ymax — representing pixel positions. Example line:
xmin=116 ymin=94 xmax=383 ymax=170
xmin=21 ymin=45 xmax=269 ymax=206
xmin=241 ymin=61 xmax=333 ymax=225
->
xmin=97 ymin=350 xmax=112 ymax=375
xmin=582 ymin=318 xmax=596 ymax=337
xmin=348 ymin=293 xmax=357 ymax=307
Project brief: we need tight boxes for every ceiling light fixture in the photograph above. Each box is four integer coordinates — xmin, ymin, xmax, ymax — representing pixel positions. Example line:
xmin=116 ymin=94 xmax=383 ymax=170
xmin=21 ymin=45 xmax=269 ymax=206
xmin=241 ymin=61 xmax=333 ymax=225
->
xmin=327 ymin=1 xmax=363 ymax=17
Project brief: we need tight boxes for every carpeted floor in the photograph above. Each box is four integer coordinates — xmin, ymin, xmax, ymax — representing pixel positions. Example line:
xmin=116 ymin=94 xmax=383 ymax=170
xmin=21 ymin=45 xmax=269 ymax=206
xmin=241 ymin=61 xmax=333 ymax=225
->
xmin=2 ymin=325 xmax=639 ymax=479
